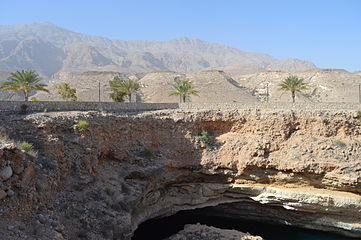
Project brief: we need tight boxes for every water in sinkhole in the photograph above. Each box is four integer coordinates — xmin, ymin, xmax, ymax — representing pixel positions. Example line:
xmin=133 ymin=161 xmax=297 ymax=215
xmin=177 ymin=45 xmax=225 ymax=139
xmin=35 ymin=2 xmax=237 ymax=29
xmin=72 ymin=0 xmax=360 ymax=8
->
xmin=132 ymin=209 xmax=356 ymax=240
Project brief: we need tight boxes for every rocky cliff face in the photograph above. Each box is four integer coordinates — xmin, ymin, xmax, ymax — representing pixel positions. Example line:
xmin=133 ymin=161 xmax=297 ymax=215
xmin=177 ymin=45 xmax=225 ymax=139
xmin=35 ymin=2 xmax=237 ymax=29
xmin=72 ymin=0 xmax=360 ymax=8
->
xmin=0 ymin=107 xmax=360 ymax=239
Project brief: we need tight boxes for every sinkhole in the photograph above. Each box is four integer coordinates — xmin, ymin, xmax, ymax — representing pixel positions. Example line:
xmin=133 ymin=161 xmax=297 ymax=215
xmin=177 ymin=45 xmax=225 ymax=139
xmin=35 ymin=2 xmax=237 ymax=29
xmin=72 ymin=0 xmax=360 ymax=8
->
xmin=132 ymin=206 xmax=357 ymax=240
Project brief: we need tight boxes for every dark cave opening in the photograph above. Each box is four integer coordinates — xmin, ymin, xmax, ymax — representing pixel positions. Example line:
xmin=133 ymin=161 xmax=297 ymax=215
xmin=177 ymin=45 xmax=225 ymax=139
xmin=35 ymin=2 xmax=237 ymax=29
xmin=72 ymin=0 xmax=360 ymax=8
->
xmin=132 ymin=208 xmax=356 ymax=240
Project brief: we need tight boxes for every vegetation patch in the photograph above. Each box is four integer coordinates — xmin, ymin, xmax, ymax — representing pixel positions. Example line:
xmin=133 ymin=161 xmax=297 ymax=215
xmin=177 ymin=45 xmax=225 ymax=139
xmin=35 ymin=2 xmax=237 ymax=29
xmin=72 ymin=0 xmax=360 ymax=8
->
xmin=19 ymin=141 xmax=34 ymax=152
xmin=104 ymin=187 xmax=114 ymax=196
xmin=109 ymin=76 xmax=140 ymax=102
xmin=19 ymin=104 xmax=28 ymax=114
xmin=357 ymin=110 xmax=361 ymax=121
xmin=278 ymin=75 xmax=308 ymax=103
xmin=56 ymin=83 xmax=78 ymax=101
xmin=169 ymin=78 xmax=199 ymax=103
xmin=0 ymin=69 xmax=49 ymax=101
xmin=74 ymin=120 xmax=89 ymax=131
xmin=141 ymin=147 xmax=156 ymax=159
xmin=197 ymin=130 xmax=217 ymax=149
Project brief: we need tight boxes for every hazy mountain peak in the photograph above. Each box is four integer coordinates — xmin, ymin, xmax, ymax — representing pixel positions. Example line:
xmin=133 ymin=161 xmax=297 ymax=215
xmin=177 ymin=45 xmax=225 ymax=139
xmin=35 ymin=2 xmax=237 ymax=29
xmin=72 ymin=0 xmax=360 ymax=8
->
xmin=0 ymin=22 xmax=65 ymax=33
xmin=267 ymin=58 xmax=317 ymax=72
xmin=0 ymin=22 xmax=317 ymax=76
xmin=170 ymin=37 xmax=204 ymax=44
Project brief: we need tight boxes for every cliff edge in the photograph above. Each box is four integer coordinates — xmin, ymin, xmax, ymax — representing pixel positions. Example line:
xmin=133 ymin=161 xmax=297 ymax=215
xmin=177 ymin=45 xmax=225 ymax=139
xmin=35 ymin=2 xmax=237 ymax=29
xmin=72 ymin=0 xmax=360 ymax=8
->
xmin=0 ymin=107 xmax=360 ymax=239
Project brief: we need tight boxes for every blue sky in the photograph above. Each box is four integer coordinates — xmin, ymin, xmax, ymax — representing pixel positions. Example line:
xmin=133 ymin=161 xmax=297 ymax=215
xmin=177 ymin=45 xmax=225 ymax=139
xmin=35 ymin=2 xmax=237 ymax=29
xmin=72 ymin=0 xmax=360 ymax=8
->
xmin=1 ymin=0 xmax=360 ymax=71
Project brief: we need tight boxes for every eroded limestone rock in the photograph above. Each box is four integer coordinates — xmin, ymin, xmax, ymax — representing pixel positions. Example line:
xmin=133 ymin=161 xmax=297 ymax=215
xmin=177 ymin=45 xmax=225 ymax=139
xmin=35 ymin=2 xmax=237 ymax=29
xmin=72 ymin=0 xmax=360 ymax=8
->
xmin=0 ymin=108 xmax=360 ymax=239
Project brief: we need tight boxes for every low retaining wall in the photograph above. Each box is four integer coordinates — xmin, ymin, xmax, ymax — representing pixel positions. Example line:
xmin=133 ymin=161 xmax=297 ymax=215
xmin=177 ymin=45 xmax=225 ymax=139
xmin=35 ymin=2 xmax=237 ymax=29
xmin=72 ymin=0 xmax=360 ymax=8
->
xmin=0 ymin=101 xmax=179 ymax=113
xmin=180 ymin=102 xmax=361 ymax=111
xmin=1 ymin=101 xmax=360 ymax=113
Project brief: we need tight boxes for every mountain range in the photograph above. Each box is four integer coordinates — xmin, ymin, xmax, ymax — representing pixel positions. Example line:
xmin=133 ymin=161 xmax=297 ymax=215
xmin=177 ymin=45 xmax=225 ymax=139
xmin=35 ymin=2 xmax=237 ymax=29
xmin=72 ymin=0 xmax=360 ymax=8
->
xmin=0 ymin=22 xmax=317 ymax=77
xmin=3 ymin=22 xmax=360 ymax=104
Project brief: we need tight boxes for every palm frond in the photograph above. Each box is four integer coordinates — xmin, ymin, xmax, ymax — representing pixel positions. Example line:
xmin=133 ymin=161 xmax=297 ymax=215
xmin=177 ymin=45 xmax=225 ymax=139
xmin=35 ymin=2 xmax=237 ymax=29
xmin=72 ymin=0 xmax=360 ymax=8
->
xmin=169 ymin=91 xmax=181 ymax=96
xmin=32 ymin=84 xmax=50 ymax=93
xmin=0 ymin=70 xmax=48 ymax=100
xmin=109 ymin=76 xmax=140 ymax=102
xmin=168 ymin=79 xmax=199 ymax=99
xmin=278 ymin=76 xmax=308 ymax=91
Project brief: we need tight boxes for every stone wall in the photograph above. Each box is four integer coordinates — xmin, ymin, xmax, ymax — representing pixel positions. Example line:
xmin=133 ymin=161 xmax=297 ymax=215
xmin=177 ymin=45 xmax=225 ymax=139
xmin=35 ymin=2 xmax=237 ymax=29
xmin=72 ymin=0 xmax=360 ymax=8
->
xmin=0 ymin=101 xmax=360 ymax=113
xmin=180 ymin=102 xmax=361 ymax=110
xmin=0 ymin=101 xmax=179 ymax=113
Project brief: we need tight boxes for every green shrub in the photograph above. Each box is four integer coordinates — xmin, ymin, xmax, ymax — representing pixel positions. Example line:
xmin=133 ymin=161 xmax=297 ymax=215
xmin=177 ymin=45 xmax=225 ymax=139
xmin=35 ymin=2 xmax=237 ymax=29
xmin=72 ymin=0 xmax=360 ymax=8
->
xmin=29 ymin=97 xmax=38 ymax=101
xmin=197 ymin=130 xmax=217 ymax=149
xmin=19 ymin=104 xmax=28 ymax=114
xmin=74 ymin=120 xmax=89 ymax=131
xmin=104 ymin=187 xmax=114 ymax=196
xmin=333 ymin=140 xmax=346 ymax=148
xmin=357 ymin=110 xmax=361 ymax=121
xmin=19 ymin=141 xmax=33 ymax=152
xmin=142 ymin=147 xmax=156 ymax=159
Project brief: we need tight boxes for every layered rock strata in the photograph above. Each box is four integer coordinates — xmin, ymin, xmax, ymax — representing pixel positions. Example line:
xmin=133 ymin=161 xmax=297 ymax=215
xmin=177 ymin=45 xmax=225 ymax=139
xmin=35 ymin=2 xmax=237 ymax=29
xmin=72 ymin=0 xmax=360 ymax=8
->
xmin=0 ymin=108 xmax=360 ymax=239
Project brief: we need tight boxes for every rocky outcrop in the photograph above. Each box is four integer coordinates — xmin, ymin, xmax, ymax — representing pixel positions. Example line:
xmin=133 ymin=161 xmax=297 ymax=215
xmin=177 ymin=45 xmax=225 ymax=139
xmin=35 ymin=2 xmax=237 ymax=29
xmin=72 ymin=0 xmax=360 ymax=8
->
xmin=210 ymin=58 xmax=317 ymax=77
xmin=0 ymin=107 xmax=360 ymax=239
xmin=140 ymin=70 xmax=257 ymax=103
xmin=236 ymin=68 xmax=361 ymax=102
xmin=166 ymin=224 xmax=263 ymax=240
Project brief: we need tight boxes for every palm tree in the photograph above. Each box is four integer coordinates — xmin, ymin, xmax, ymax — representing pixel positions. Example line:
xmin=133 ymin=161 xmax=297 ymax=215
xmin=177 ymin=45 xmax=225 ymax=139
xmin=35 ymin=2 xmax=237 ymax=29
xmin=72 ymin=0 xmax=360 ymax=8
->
xmin=278 ymin=75 xmax=308 ymax=102
xmin=56 ymin=83 xmax=78 ymax=101
xmin=109 ymin=76 xmax=140 ymax=102
xmin=169 ymin=79 xmax=199 ymax=103
xmin=109 ymin=76 xmax=126 ymax=102
xmin=0 ymin=70 xmax=49 ymax=101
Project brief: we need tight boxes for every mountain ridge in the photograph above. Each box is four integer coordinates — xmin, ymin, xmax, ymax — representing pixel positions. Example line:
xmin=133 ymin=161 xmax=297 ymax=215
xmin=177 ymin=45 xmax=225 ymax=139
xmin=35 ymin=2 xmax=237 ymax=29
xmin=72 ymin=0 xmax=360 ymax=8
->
xmin=0 ymin=22 xmax=317 ymax=76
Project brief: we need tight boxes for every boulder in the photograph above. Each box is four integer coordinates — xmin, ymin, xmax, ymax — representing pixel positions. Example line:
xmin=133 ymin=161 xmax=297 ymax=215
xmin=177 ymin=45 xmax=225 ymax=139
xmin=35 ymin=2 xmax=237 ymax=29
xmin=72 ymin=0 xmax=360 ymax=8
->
xmin=0 ymin=189 xmax=6 ymax=200
xmin=0 ymin=166 xmax=13 ymax=181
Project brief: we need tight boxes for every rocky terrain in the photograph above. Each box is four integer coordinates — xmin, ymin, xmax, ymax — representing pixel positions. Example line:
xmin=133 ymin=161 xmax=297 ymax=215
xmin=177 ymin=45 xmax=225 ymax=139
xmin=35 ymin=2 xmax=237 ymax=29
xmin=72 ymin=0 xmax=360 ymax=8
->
xmin=166 ymin=224 xmax=262 ymax=240
xmin=266 ymin=58 xmax=317 ymax=73
xmin=35 ymin=70 xmax=258 ymax=103
xmin=139 ymin=70 xmax=257 ymax=103
xmin=31 ymin=67 xmax=361 ymax=104
xmin=34 ymin=71 xmax=143 ymax=102
xmin=0 ymin=22 xmax=316 ymax=77
xmin=0 ymin=106 xmax=360 ymax=239
xmin=209 ymin=58 xmax=317 ymax=76
xmin=235 ymin=68 xmax=361 ymax=103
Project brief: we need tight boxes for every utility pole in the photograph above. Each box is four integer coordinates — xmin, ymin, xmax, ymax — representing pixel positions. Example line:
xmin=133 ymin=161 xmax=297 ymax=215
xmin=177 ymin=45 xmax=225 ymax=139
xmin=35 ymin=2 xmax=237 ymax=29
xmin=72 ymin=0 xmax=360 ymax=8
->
xmin=266 ymin=82 xmax=269 ymax=103
xmin=98 ymin=81 xmax=101 ymax=102
xmin=98 ymin=80 xmax=100 ymax=102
